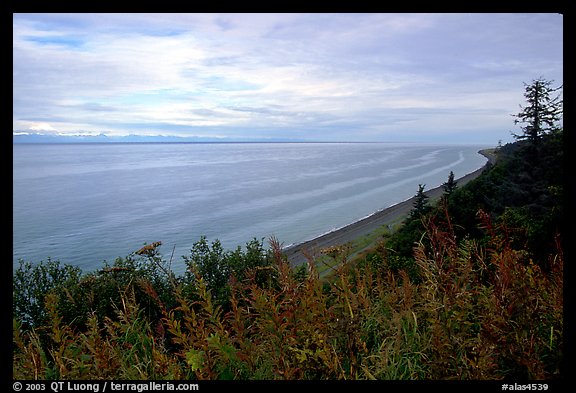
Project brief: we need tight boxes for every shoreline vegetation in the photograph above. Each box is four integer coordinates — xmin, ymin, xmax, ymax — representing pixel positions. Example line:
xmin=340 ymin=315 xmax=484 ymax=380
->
xmin=13 ymin=78 xmax=563 ymax=380
xmin=283 ymin=148 xmax=496 ymax=266
xmin=13 ymin=137 xmax=564 ymax=380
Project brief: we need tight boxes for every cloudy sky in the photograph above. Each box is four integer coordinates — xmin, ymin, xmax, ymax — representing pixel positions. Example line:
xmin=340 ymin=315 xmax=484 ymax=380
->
xmin=13 ymin=13 xmax=563 ymax=143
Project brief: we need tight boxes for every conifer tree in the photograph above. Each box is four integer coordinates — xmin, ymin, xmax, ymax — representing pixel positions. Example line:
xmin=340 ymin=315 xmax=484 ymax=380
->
xmin=411 ymin=184 xmax=430 ymax=219
xmin=512 ymin=77 xmax=562 ymax=145
xmin=442 ymin=171 xmax=457 ymax=197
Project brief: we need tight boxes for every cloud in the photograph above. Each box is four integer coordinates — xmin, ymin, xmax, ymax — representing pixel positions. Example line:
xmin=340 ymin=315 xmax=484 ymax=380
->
xmin=12 ymin=13 xmax=563 ymax=142
xmin=28 ymin=122 xmax=56 ymax=131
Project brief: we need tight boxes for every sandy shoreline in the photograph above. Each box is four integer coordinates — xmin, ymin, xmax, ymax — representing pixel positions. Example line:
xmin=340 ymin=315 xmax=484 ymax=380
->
xmin=283 ymin=149 xmax=495 ymax=266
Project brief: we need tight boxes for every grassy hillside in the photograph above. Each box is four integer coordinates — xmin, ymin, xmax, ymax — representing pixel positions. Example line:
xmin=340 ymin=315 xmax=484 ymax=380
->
xmin=13 ymin=133 xmax=564 ymax=380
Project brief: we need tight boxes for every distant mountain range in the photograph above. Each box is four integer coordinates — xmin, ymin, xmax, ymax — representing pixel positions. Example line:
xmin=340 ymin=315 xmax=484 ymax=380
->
xmin=12 ymin=133 xmax=305 ymax=144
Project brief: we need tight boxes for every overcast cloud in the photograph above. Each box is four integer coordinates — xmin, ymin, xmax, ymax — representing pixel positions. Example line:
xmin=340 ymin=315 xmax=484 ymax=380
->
xmin=13 ymin=13 xmax=563 ymax=143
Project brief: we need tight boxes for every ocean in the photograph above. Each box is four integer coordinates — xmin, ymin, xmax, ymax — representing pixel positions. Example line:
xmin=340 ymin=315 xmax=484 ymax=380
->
xmin=13 ymin=142 xmax=488 ymax=275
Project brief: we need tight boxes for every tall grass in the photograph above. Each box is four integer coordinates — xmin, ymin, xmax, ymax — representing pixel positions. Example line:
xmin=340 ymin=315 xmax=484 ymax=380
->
xmin=13 ymin=211 xmax=563 ymax=379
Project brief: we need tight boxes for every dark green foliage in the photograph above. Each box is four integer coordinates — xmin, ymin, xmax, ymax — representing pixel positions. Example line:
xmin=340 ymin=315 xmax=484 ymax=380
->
xmin=410 ymin=184 xmax=430 ymax=219
xmin=13 ymin=214 xmax=563 ymax=380
xmin=381 ymin=124 xmax=562 ymax=282
xmin=381 ymin=183 xmax=435 ymax=280
xmin=182 ymin=236 xmax=274 ymax=307
xmin=381 ymin=183 xmax=433 ymax=277
xmin=512 ymin=78 xmax=562 ymax=145
xmin=12 ymin=78 xmax=564 ymax=378
xmin=183 ymin=237 xmax=230 ymax=301
xmin=13 ymin=134 xmax=564 ymax=378
xmin=13 ymin=242 xmax=180 ymax=334
xmin=446 ymin=131 xmax=563 ymax=267
xmin=382 ymin=219 xmax=425 ymax=273
xmin=442 ymin=170 xmax=457 ymax=197
xmin=13 ymin=259 xmax=82 ymax=329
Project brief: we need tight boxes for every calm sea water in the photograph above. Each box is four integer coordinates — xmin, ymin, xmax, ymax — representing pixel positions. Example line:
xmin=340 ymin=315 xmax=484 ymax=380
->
xmin=13 ymin=142 xmax=488 ymax=274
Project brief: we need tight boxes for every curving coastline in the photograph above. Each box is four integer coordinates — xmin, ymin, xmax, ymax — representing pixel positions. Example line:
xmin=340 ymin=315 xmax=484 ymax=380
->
xmin=283 ymin=149 xmax=495 ymax=266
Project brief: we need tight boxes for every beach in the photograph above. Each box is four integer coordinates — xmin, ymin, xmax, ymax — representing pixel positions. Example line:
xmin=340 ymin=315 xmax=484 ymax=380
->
xmin=283 ymin=149 xmax=495 ymax=266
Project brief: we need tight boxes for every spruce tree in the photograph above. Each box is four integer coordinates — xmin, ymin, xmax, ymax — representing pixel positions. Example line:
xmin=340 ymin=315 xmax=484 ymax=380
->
xmin=442 ymin=171 xmax=457 ymax=197
xmin=512 ymin=77 xmax=562 ymax=146
xmin=411 ymin=184 xmax=430 ymax=219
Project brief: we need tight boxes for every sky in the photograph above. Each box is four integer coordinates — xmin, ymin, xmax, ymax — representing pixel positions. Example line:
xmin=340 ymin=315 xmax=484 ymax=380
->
xmin=12 ymin=13 xmax=563 ymax=143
